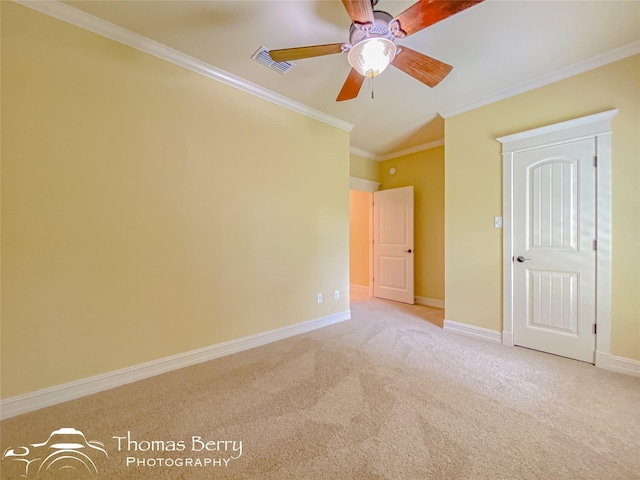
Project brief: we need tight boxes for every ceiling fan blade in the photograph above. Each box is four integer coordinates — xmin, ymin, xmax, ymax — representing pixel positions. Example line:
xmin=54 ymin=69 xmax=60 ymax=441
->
xmin=393 ymin=0 xmax=483 ymax=37
xmin=392 ymin=47 xmax=453 ymax=88
xmin=336 ymin=68 xmax=365 ymax=102
xmin=342 ymin=0 xmax=375 ymax=24
xmin=268 ymin=43 xmax=344 ymax=62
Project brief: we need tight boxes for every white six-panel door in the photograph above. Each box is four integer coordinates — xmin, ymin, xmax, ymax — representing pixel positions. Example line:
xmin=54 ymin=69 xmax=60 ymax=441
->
xmin=373 ymin=186 xmax=414 ymax=304
xmin=512 ymin=138 xmax=596 ymax=363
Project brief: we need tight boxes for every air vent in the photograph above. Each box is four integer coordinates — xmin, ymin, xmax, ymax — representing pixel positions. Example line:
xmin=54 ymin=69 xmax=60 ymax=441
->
xmin=251 ymin=46 xmax=295 ymax=75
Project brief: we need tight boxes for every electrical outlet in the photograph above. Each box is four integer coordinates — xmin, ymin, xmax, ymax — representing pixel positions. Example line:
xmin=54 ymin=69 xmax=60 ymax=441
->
xmin=317 ymin=293 xmax=323 ymax=304
xmin=334 ymin=290 xmax=340 ymax=300
xmin=494 ymin=216 xmax=503 ymax=228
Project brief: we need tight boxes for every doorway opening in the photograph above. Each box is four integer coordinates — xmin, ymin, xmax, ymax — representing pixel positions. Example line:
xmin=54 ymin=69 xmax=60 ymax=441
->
xmin=349 ymin=188 xmax=373 ymax=302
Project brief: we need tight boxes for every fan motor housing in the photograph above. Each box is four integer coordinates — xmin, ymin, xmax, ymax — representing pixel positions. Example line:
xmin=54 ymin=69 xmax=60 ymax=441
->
xmin=348 ymin=11 xmax=396 ymax=45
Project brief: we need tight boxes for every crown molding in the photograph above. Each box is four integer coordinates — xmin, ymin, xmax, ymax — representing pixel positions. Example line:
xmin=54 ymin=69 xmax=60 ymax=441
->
xmin=13 ymin=0 xmax=354 ymax=133
xmin=350 ymin=139 xmax=445 ymax=162
xmin=439 ymin=40 xmax=640 ymax=119
xmin=377 ymin=139 xmax=444 ymax=161
xmin=349 ymin=146 xmax=380 ymax=160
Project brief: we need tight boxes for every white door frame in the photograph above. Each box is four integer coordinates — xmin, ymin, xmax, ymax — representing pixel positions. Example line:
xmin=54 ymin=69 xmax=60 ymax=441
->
xmin=349 ymin=176 xmax=380 ymax=297
xmin=497 ymin=109 xmax=617 ymax=368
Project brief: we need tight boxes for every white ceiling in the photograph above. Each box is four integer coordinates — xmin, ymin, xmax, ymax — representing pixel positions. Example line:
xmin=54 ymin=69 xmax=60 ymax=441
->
xmin=62 ymin=0 xmax=640 ymax=158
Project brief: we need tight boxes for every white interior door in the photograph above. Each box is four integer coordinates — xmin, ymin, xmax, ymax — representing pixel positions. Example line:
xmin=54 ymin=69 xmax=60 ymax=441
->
xmin=512 ymin=138 xmax=596 ymax=363
xmin=373 ymin=186 xmax=414 ymax=304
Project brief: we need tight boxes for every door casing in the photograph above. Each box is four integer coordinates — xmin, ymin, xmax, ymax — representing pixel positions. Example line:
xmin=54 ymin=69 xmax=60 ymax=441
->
xmin=498 ymin=109 xmax=617 ymax=367
xmin=349 ymin=176 xmax=380 ymax=297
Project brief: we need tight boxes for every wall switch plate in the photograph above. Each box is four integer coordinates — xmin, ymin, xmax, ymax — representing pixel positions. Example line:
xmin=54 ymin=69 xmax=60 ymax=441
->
xmin=494 ymin=216 xmax=503 ymax=228
xmin=317 ymin=293 xmax=323 ymax=303
xmin=334 ymin=290 xmax=339 ymax=300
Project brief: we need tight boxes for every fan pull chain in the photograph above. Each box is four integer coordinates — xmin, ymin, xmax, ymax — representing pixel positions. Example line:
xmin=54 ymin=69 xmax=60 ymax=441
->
xmin=370 ymin=76 xmax=374 ymax=99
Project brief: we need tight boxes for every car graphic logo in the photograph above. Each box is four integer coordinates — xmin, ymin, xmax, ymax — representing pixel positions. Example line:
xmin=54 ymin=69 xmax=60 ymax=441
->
xmin=3 ymin=428 xmax=108 ymax=478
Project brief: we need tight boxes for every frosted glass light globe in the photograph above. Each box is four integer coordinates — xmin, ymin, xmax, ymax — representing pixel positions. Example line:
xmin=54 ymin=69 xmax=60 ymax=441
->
xmin=348 ymin=37 xmax=396 ymax=78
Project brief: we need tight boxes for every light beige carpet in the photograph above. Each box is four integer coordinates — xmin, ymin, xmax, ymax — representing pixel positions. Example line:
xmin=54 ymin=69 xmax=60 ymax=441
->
xmin=1 ymin=298 xmax=639 ymax=479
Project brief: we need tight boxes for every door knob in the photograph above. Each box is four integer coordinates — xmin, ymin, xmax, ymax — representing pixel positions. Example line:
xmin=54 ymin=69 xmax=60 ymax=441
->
xmin=404 ymin=249 xmax=412 ymax=253
xmin=516 ymin=256 xmax=531 ymax=263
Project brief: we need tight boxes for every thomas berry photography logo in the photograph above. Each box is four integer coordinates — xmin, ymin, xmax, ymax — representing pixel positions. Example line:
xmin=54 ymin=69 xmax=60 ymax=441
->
xmin=2 ymin=428 xmax=108 ymax=479
xmin=113 ymin=431 xmax=243 ymax=468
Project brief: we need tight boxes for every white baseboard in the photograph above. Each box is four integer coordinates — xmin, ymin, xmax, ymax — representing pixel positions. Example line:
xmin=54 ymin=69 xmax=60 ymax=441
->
xmin=595 ymin=351 xmax=640 ymax=377
xmin=443 ymin=319 xmax=502 ymax=344
xmin=415 ymin=296 xmax=445 ymax=309
xmin=350 ymin=284 xmax=372 ymax=297
xmin=0 ymin=310 xmax=351 ymax=420
xmin=350 ymin=284 xmax=370 ymax=293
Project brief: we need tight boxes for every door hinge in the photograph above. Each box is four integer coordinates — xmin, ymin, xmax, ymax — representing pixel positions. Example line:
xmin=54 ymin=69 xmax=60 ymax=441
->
xmin=593 ymin=239 xmax=598 ymax=251
xmin=593 ymin=155 xmax=598 ymax=167
xmin=593 ymin=323 xmax=597 ymax=334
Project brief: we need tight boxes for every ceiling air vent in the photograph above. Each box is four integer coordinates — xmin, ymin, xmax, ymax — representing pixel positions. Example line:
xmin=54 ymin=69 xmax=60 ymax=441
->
xmin=251 ymin=46 xmax=295 ymax=75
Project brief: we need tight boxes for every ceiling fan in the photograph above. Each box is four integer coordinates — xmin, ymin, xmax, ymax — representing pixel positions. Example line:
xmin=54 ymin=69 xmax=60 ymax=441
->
xmin=268 ymin=0 xmax=484 ymax=101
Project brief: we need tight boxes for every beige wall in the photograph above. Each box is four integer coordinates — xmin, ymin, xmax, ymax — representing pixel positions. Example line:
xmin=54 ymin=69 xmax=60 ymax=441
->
xmin=378 ymin=147 xmax=445 ymax=302
xmin=445 ymin=54 xmax=640 ymax=360
xmin=349 ymin=190 xmax=371 ymax=287
xmin=350 ymin=153 xmax=379 ymax=182
xmin=1 ymin=3 xmax=350 ymax=398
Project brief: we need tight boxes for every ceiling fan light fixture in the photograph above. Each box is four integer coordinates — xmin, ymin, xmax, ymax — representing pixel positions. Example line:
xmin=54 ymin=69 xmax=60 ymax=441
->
xmin=348 ymin=37 xmax=396 ymax=78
